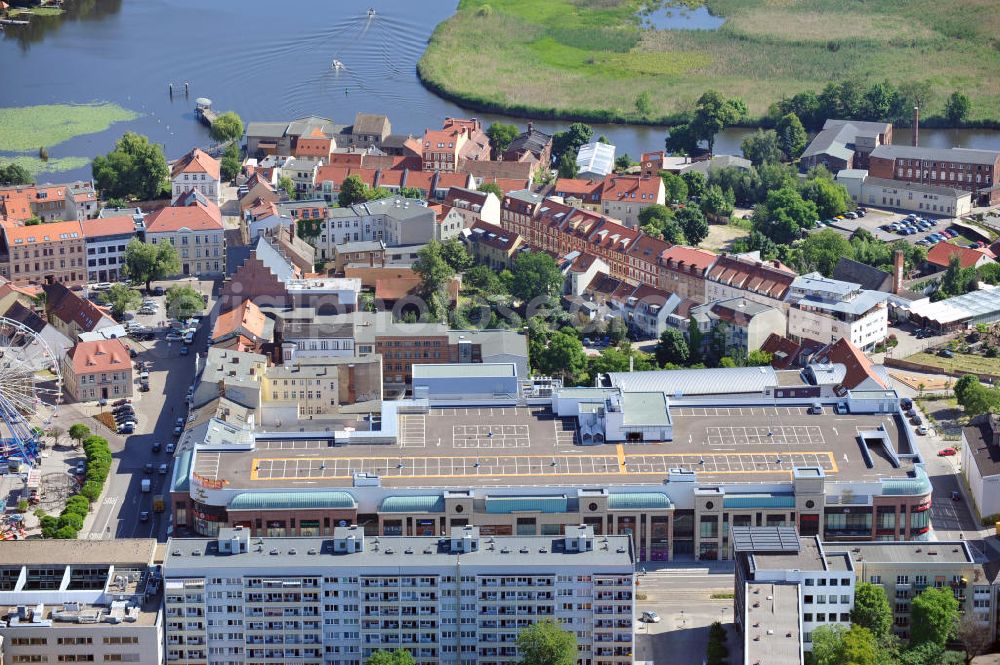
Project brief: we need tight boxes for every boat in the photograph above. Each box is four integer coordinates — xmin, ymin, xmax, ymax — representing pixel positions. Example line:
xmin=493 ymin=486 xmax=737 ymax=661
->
xmin=332 ymin=59 xmax=344 ymax=71
xmin=367 ymin=8 xmax=376 ymax=18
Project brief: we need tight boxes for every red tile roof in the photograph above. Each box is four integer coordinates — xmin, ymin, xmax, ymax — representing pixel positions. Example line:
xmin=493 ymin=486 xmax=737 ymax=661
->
xmin=815 ymin=337 xmax=887 ymax=391
xmin=760 ymin=333 xmax=804 ymax=370
xmin=212 ymin=299 xmax=268 ymax=342
xmin=477 ymin=177 xmax=532 ymax=193
xmin=145 ymin=201 xmax=222 ymax=234
xmin=80 ymin=216 xmax=137 ymax=239
xmin=554 ymin=178 xmax=602 ymax=197
xmin=660 ymin=245 xmax=718 ymax=273
xmin=707 ymin=255 xmax=795 ymax=299
xmin=599 ymin=175 xmax=663 ymax=203
xmin=314 ymin=166 xmax=377 ymax=188
xmin=2 ymin=219 xmax=83 ymax=245
xmin=171 ymin=148 xmax=221 ymax=181
xmin=67 ymin=339 xmax=131 ymax=375
xmin=926 ymin=242 xmax=988 ymax=269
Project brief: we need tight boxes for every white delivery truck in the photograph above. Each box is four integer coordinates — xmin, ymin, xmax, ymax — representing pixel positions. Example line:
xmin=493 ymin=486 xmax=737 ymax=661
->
xmin=141 ymin=478 xmax=151 ymax=493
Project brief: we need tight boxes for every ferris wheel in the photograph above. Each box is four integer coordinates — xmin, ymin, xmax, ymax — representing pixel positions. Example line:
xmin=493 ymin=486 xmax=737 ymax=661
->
xmin=0 ymin=317 xmax=61 ymax=466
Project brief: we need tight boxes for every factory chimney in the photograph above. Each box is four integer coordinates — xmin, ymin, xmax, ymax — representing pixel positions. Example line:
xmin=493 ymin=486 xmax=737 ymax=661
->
xmin=912 ymin=106 xmax=920 ymax=147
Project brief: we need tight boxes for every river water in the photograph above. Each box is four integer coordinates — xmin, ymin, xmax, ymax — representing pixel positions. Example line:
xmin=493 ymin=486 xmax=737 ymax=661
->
xmin=3 ymin=0 xmax=1000 ymax=181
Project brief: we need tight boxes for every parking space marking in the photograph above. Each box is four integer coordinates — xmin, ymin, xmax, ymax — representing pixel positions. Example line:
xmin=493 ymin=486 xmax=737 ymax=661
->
xmin=248 ymin=450 xmax=839 ymax=481
xmin=399 ymin=414 xmax=426 ymax=448
xmin=452 ymin=424 xmax=530 ymax=448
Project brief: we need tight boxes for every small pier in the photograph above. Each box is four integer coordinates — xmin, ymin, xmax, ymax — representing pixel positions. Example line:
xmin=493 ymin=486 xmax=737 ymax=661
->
xmin=195 ymin=97 xmax=217 ymax=127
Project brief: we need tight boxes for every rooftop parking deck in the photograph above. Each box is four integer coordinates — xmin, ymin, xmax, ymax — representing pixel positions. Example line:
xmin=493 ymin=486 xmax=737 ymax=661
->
xmin=198 ymin=405 xmax=915 ymax=490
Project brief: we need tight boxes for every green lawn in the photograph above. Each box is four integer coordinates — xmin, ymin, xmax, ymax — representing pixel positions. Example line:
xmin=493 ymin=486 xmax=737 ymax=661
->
xmin=907 ymin=351 xmax=1000 ymax=376
xmin=0 ymin=103 xmax=137 ymax=152
xmin=418 ymin=0 xmax=1000 ymax=123
xmin=9 ymin=6 xmax=65 ymax=17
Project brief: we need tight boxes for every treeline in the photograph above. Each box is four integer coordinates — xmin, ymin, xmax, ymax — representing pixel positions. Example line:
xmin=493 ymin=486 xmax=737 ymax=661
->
xmin=768 ymin=79 xmax=972 ymax=131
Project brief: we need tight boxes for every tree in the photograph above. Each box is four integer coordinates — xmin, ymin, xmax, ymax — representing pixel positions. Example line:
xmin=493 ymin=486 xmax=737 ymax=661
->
xmin=681 ymin=171 xmax=707 ymax=200
xmin=691 ymin=90 xmax=748 ymax=154
xmin=811 ymin=624 xmax=848 ymax=665
xmin=700 ymin=184 xmax=735 ymax=220
xmin=123 ymin=239 xmax=181 ymax=292
xmin=47 ymin=426 xmax=63 ymax=448
xmin=68 ymin=424 xmax=90 ymax=448
xmin=655 ymin=329 xmax=689 ymax=367
xmin=944 ymin=91 xmax=971 ymax=126
xmin=635 ymin=91 xmax=654 ymax=118
xmin=661 ymin=172 xmax=688 ymax=203
xmin=479 ymin=182 xmax=504 ymax=199
xmin=840 ymin=625 xmax=879 ymax=665
xmin=166 ymin=285 xmax=204 ymax=320
xmin=486 ymin=122 xmax=520 ymax=158
xmin=338 ymin=174 xmax=369 ymax=207
xmin=800 ymin=175 xmax=852 ymax=219
xmin=538 ymin=332 xmax=587 ymax=386
xmin=366 ymin=649 xmax=416 ymax=665
xmin=397 ymin=186 xmax=423 ymax=199
xmin=664 ymin=122 xmax=701 ymax=155
xmin=745 ymin=349 xmax=772 ymax=366
xmin=464 ymin=265 xmax=506 ymax=296
xmin=938 ymin=255 xmax=978 ymax=300
xmin=955 ymin=614 xmax=991 ymax=665
xmin=551 ymin=122 xmax=593 ymax=163
xmin=676 ymin=206 xmax=709 ymax=245
xmin=638 ymin=204 xmax=685 ymax=243
xmin=278 ymin=175 xmax=296 ymax=200
xmin=91 ymin=132 xmax=169 ymax=201
xmin=862 ymin=80 xmax=898 ymax=121
xmin=614 ymin=153 xmax=633 ymax=173
xmin=105 ymin=283 xmax=141 ymax=320
xmin=0 ymin=162 xmax=33 ymax=186
xmin=220 ymin=143 xmax=241 ymax=182
xmin=510 ymin=252 xmax=562 ymax=304
xmin=740 ymin=129 xmax=783 ymax=167
xmin=953 ymin=374 xmax=980 ymax=405
xmin=587 ymin=346 xmax=655 ymax=383
xmin=413 ymin=241 xmax=455 ymax=299
xmin=607 ymin=317 xmax=628 ymax=345
xmin=776 ymin=112 xmax=808 ymax=160
xmin=210 ymin=111 xmax=244 ymax=142
xmin=851 ymin=582 xmax=893 ymax=644
xmin=516 ymin=618 xmax=577 ymax=665
xmin=752 ymin=187 xmax=818 ymax=244
xmin=910 ymin=586 xmax=959 ymax=648
xmin=800 ymin=230 xmax=854 ymax=277
xmin=556 ymin=152 xmax=578 ymax=179
xmin=440 ymin=238 xmax=473 ymax=273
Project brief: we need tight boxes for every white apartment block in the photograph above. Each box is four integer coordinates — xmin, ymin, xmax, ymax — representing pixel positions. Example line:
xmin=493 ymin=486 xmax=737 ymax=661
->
xmin=303 ymin=197 xmax=441 ymax=261
xmin=787 ymin=272 xmax=888 ymax=350
xmin=162 ymin=525 xmax=634 ymax=665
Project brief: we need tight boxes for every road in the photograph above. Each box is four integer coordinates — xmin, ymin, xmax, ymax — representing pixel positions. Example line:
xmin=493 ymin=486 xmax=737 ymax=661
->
xmin=634 ymin=564 xmax=739 ymax=665
xmin=81 ymin=278 xmax=216 ymax=542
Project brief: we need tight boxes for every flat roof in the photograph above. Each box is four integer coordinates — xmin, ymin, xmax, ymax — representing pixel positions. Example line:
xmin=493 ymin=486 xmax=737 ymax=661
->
xmin=622 ymin=392 xmax=670 ymax=426
xmin=413 ymin=363 xmax=516 ymax=379
xmin=0 ymin=540 xmax=157 ymax=566
xmin=163 ymin=535 xmax=634 ymax=571
xmin=828 ymin=541 xmax=973 ymax=565
xmin=199 ymin=404 xmax=915 ymax=492
xmin=745 ymin=582 xmax=802 ymax=665
xmin=751 ymin=537 xmax=828 ymax=573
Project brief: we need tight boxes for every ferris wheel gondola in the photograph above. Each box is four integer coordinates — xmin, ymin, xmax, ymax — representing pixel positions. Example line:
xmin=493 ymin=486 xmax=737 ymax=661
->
xmin=0 ymin=317 xmax=61 ymax=466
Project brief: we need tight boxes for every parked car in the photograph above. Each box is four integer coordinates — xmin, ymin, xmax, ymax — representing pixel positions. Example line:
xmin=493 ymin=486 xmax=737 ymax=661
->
xmin=938 ymin=349 xmax=954 ymax=358
xmin=118 ymin=423 xmax=134 ymax=434
xmin=112 ymin=398 xmax=131 ymax=407
xmin=139 ymin=382 xmax=150 ymax=393
xmin=938 ymin=447 xmax=958 ymax=457
xmin=900 ymin=397 xmax=913 ymax=409
xmin=166 ymin=443 xmax=175 ymax=455
xmin=152 ymin=286 xmax=165 ymax=296
xmin=916 ymin=426 xmax=928 ymax=435
xmin=75 ymin=461 xmax=86 ymax=475
xmin=641 ymin=611 xmax=661 ymax=623
xmin=165 ymin=332 xmax=183 ymax=342
xmin=845 ymin=211 xmax=858 ymax=219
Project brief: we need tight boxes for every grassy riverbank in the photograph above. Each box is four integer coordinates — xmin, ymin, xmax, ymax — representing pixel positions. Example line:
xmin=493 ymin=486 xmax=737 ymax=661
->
xmin=417 ymin=0 xmax=1000 ymax=124
xmin=0 ymin=103 xmax=137 ymax=152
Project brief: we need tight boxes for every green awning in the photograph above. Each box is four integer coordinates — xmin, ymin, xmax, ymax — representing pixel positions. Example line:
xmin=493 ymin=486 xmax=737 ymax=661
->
xmin=228 ymin=491 xmax=356 ymax=511
xmin=723 ymin=494 xmax=796 ymax=509
xmin=380 ymin=495 xmax=446 ymax=513
xmin=608 ymin=492 xmax=672 ymax=510
xmin=485 ymin=496 xmax=568 ymax=514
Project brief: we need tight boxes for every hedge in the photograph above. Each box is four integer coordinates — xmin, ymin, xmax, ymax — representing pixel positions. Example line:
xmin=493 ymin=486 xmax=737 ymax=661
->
xmin=40 ymin=430 xmax=111 ymax=539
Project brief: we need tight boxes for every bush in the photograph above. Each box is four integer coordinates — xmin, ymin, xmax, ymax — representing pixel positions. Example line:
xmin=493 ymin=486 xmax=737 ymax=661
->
xmin=16 ymin=499 xmax=28 ymax=512
xmin=41 ymin=427 xmax=112 ymax=539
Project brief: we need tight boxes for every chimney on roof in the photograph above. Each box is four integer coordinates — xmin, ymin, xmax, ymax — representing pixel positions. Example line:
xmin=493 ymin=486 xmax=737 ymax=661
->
xmin=527 ymin=121 xmax=533 ymax=134
xmin=912 ymin=106 xmax=920 ymax=147
xmin=892 ymin=249 xmax=904 ymax=294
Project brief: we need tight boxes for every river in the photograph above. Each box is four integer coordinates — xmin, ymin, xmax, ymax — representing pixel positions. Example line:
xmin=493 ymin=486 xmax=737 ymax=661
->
xmin=3 ymin=0 xmax=1000 ymax=182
